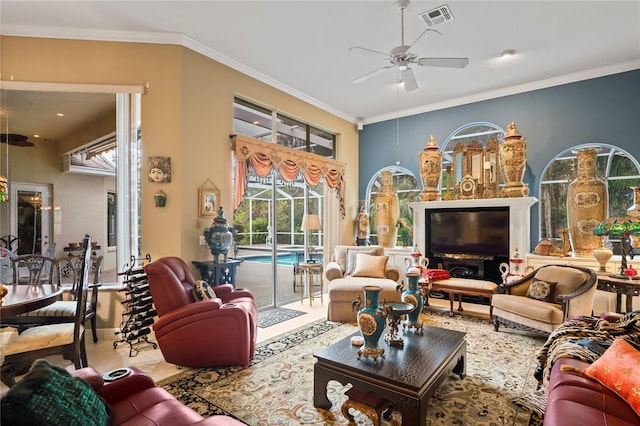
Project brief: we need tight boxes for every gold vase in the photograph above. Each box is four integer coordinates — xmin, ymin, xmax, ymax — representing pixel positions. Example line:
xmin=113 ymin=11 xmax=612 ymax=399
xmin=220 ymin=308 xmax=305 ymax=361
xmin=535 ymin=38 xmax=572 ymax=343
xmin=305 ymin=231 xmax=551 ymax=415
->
xmin=567 ymin=148 xmax=607 ymax=257
xmin=374 ymin=170 xmax=398 ymax=248
xmin=499 ymin=122 xmax=529 ymax=198
xmin=419 ymin=135 xmax=442 ymax=201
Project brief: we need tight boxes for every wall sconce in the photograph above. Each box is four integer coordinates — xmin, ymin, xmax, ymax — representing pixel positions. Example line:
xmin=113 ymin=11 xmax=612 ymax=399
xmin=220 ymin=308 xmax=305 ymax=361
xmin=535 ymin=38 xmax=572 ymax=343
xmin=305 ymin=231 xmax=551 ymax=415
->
xmin=154 ymin=189 xmax=167 ymax=207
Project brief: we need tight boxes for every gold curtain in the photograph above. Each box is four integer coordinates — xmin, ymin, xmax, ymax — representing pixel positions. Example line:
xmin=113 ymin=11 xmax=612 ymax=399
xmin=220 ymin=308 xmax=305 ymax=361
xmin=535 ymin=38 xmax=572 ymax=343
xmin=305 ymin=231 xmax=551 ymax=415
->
xmin=231 ymin=134 xmax=346 ymax=217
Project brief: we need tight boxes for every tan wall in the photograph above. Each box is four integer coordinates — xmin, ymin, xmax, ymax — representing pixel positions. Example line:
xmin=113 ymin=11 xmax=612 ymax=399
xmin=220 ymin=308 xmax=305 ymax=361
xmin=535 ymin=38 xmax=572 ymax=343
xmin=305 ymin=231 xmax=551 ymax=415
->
xmin=1 ymin=35 xmax=359 ymax=268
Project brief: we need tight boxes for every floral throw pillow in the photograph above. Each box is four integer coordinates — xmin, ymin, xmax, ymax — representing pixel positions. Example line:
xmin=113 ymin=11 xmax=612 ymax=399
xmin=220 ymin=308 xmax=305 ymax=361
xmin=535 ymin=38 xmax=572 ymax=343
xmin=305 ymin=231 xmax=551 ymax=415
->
xmin=527 ymin=278 xmax=557 ymax=303
xmin=583 ymin=338 xmax=640 ymax=416
xmin=192 ymin=280 xmax=217 ymax=301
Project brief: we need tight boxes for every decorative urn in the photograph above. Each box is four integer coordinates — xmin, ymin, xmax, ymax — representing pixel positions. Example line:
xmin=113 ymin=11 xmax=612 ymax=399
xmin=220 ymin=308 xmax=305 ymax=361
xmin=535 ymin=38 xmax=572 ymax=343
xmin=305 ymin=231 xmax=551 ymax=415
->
xmin=402 ymin=272 xmax=424 ymax=332
xmin=203 ymin=206 xmax=233 ymax=263
xmin=499 ymin=247 xmax=526 ymax=283
xmin=373 ymin=170 xmax=399 ymax=248
xmin=499 ymin=122 xmax=529 ymax=198
xmin=352 ymin=285 xmax=387 ymax=364
xmin=404 ymin=245 xmax=428 ymax=275
xmin=419 ymin=135 xmax=442 ymax=201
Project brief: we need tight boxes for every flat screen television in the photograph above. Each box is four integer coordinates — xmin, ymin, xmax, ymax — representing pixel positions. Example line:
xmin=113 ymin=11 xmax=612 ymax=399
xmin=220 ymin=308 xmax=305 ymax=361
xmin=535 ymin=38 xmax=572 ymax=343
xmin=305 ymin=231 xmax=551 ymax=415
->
xmin=426 ymin=207 xmax=509 ymax=259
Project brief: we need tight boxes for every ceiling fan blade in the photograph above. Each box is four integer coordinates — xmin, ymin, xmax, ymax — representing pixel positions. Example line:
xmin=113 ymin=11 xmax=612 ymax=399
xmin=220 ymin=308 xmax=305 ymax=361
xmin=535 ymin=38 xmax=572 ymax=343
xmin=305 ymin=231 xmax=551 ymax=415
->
xmin=348 ymin=46 xmax=391 ymax=60
xmin=352 ymin=65 xmax=396 ymax=84
xmin=417 ymin=57 xmax=469 ymax=68
xmin=402 ymin=67 xmax=418 ymax=91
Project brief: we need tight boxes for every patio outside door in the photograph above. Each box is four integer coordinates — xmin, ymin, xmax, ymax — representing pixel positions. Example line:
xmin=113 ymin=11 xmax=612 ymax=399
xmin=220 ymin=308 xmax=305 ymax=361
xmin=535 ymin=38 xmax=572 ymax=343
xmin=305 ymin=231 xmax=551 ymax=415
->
xmin=10 ymin=183 xmax=51 ymax=255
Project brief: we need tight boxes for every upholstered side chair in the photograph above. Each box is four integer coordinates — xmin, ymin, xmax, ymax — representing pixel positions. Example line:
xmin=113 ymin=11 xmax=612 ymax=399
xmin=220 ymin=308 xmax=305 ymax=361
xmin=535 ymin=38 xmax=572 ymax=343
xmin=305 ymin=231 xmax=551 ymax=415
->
xmin=492 ymin=264 xmax=598 ymax=336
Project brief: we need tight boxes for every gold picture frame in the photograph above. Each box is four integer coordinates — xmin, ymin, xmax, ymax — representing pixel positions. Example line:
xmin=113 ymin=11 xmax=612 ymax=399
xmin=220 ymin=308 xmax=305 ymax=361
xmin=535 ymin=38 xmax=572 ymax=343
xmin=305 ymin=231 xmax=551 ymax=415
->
xmin=199 ymin=188 xmax=220 ymax=217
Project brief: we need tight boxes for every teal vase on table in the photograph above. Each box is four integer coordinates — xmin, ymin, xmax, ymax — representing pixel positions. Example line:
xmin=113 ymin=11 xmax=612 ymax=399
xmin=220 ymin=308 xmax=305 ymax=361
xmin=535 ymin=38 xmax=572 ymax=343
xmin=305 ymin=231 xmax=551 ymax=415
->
xmin=402 ymin=272 xmax=424 ymax=332
xmin=354 ymin=285 xmax=387 ymax=364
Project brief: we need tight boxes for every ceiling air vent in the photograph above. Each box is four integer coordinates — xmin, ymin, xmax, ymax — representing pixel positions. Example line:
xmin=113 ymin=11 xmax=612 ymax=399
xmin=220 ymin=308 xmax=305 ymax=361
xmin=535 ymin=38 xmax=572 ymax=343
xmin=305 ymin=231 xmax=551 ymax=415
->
xmin=419 ymin=4 xmax=454 ymax=27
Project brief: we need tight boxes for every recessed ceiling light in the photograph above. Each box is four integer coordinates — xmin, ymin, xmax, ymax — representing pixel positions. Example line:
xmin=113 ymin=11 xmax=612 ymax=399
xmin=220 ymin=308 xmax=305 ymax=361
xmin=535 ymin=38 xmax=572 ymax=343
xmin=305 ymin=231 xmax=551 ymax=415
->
xmin=500 ymin=49 xmax=516 ymax=58
xmin=33 ymin=134 xmax=40 ymax=138
xmin=56 ymin=113 xmax=64 ymax=117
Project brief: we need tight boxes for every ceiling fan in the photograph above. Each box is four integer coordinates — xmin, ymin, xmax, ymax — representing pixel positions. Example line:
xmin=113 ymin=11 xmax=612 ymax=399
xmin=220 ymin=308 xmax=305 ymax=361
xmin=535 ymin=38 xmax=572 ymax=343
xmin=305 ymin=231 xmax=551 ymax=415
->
xmin=349 ymin=0 xmax=469 ymax=91
xmin=1 ymin=133 xmax=35 ymax=147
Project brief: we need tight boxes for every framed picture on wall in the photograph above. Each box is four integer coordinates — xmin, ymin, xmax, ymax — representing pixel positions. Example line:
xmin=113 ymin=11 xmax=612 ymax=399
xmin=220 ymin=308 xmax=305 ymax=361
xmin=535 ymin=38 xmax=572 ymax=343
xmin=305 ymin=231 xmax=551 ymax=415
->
xmin=199 ymin=188 xmax=220 ymax=217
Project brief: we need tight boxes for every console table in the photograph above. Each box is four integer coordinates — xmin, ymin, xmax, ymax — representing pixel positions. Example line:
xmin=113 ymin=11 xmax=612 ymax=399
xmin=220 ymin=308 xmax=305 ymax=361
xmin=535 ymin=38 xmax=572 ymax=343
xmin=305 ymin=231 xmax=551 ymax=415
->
xmin=596 ymin=274 xmax=640 ymax=313
xmin=192 ymin=259 xmax=243 ymax=287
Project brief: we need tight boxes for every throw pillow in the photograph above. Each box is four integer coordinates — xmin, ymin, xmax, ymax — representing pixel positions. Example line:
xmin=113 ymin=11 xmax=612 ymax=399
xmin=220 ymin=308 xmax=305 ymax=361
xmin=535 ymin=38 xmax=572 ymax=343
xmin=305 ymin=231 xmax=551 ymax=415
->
xmin=423 ymin=269 xmax=451 ymax=281
xmin=351 ymin=253 xmax=388 ymax=278
xmin=583 ymin=337 xmax=640 ymax=416
xmin=527 ymin=278 xmax=557 ymax=303
xmin=0 ymin=359 xmax=110 ymax=426
xmin=192 ymin=280 xmax=217 ymax=301
xmin=345 ymin=248 xmax=378 ymax=276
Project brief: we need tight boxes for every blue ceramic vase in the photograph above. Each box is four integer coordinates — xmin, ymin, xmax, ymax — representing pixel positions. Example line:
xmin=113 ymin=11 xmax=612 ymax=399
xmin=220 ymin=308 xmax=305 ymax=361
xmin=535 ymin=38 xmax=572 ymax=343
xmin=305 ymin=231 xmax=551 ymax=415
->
xmin=402 ymin=272 xmax=424 ymax=332
xmin=203 ymin=207 xmax=233 ymax=264
xmin=355 ymin=285 xmax=387 ymax=363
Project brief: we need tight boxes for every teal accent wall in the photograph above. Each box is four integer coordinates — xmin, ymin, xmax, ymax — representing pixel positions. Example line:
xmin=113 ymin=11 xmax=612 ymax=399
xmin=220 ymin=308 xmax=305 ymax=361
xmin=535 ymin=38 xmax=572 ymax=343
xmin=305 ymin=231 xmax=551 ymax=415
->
xmin=359 ymin=69 xmax=640 ymax=248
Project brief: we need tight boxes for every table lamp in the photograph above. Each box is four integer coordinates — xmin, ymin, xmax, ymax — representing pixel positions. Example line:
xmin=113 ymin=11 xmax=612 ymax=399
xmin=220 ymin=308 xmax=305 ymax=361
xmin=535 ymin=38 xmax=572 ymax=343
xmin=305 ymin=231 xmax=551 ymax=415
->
xmin=593 ymin=216 xmax=640 ymax=278
xmin=301 ymin=213 xmax=322 ymax=262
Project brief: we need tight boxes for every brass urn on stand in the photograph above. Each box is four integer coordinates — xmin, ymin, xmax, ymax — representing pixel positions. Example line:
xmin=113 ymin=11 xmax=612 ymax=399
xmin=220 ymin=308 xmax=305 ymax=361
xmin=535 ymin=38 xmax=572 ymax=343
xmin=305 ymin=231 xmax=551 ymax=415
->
xmin=419 ymin=135 xmax=442 ymax=201
xmin=499 ymin=122 xmax=529 ymax=198
xmin=567 ymin=148 xmax=607 ymax=257
xmin=374 ymin=170 xmax=398 ymax=248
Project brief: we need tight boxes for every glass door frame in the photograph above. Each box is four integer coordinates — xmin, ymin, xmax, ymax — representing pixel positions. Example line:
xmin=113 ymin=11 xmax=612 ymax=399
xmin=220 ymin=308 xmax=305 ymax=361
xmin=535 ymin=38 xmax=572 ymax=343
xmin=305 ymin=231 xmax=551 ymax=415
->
xmin=10 ymin=183 xmax=51 ymax=255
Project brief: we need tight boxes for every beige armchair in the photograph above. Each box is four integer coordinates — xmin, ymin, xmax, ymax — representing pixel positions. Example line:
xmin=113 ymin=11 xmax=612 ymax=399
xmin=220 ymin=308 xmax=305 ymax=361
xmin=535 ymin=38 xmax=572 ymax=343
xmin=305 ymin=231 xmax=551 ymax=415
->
xmin=492 ymin=264 xmax=598 ymax=336
xmin=326 ymin=245 xmax=401 ymax=322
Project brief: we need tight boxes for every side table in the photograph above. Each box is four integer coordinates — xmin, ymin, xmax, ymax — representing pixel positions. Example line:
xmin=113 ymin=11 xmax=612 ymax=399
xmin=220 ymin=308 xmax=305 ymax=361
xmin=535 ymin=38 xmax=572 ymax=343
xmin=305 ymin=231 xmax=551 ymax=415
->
xmin=192 ymin=259 xmax=243 ymax=288
xmin=297 ymin=262 xmax=323 ymax=306
xmin=596 ymin=273 xmax=640 ymax=312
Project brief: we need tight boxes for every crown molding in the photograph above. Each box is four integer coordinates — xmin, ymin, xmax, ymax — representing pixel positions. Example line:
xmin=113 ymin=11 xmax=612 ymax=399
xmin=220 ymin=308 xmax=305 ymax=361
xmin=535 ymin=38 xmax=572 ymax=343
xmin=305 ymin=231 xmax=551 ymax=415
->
xmin=3 ymin=25 xmax=638 ymax=126
xmin=1 ymin=25 xmax=356 ymax=123
xmin=365 ymin=60 xmax=640 ymax=125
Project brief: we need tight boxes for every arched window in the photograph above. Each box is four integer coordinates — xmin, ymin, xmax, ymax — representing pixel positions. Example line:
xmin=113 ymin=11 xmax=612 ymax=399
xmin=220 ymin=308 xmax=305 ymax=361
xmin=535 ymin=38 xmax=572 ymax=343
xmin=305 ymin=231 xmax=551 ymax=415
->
xmin=441 ymin=122 xmax=506 ymax=197
xmin=539 ymin=143 xmax=640 ymax=239
xmin=365 ymin=166 xmax=420 ymax=247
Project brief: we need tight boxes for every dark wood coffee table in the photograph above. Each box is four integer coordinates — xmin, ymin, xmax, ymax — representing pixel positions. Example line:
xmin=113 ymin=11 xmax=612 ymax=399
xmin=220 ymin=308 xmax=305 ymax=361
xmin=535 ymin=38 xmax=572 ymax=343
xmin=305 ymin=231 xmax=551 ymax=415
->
xmin=314 ymin=326 xmax=466 ymax=424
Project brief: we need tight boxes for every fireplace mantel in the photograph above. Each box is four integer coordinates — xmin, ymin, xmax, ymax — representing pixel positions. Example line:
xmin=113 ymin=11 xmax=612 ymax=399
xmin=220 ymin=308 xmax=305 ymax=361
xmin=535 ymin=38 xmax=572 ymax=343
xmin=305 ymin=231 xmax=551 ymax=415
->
xmin=408 ymin=197 xmax=538 ymax=257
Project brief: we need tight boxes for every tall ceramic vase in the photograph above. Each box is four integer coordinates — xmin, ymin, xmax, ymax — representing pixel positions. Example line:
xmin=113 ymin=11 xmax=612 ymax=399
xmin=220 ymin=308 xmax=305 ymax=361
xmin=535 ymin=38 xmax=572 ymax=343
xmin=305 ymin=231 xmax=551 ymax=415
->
xmin=567 ymin=148 xmax=607 ymax=257
xmin=499 ymin=122 xmax=529 ymax=198
xmin=419 ymin=135 xmax=442 ymax=201
xmin=374 ymin=170 xmax=399 ymax=248
xmin=402 ymin=273 xmax=424 ymax=332
xmin=355 ymin=285 xmax=387 ymax=363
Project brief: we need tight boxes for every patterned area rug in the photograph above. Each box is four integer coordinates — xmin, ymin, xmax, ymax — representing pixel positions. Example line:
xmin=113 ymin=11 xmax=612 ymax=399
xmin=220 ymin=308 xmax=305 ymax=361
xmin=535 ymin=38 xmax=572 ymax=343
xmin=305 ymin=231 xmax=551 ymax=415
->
xmin=158 ymin=311 xmax=547 ymax=425
xmin=257 ymin=307 xmax=306 ymax=328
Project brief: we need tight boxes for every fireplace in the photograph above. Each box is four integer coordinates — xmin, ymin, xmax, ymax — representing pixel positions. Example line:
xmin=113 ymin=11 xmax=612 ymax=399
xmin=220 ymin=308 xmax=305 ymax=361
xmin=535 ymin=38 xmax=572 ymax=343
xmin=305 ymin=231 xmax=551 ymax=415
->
xmin=409 ymin=197 xmax=538 ymax=282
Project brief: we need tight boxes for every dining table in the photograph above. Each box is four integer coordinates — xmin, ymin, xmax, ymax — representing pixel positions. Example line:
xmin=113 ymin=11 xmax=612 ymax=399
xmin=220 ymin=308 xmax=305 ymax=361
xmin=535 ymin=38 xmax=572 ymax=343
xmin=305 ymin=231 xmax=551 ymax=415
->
xmin=0 ymin=284 xmax=63 ymax=318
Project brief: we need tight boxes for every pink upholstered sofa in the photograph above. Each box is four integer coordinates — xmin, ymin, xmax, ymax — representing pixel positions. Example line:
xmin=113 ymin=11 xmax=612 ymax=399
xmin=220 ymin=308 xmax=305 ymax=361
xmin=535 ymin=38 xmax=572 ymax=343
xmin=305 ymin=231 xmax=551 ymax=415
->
xmin=145 ymin=257 xmax=257 ymax=368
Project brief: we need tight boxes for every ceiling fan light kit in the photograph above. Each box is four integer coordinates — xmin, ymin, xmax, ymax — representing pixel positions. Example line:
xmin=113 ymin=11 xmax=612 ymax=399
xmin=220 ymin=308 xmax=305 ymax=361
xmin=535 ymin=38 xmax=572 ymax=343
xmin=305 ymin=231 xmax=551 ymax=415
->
xmin=349 ymin=0 xmax=468 ymax=92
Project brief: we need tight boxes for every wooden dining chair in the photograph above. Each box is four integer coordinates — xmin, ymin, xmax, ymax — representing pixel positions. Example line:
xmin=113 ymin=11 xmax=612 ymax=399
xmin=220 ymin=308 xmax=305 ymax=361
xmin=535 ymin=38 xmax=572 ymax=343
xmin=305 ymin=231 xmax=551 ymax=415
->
xmin=0 ymin=234 xmax=92 ymax=387
xmin=11 ymin=253 xmax=59 ymax=284
xmin=6 ymin=254 xmax=103 ymax=343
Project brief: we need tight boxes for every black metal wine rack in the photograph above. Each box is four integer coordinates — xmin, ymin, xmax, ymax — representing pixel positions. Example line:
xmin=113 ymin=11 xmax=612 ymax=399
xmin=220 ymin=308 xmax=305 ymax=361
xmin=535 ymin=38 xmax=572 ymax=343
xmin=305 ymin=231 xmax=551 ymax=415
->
xmin=113 ymin=254 xmax=158 ymax=357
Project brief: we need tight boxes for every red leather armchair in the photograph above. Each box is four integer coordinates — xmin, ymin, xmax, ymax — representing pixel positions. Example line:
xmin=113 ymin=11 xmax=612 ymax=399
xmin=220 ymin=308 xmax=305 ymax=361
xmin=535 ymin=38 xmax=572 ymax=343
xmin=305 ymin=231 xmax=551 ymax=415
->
xmin=145 ymin=257 xmax=257 ymax=368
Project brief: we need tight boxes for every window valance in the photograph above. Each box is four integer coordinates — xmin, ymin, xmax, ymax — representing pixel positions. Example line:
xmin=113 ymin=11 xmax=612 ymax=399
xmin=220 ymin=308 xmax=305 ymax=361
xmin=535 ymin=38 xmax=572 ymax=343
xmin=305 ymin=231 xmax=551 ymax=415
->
xmin=231 ymin=134 xmax=346 ymax=217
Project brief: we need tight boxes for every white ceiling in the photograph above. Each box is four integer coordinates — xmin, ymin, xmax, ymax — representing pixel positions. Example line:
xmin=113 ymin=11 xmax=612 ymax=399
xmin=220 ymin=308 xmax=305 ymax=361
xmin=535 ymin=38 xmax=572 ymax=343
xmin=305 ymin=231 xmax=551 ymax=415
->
xmin=1 ymin=0 xmax=639 ymax=125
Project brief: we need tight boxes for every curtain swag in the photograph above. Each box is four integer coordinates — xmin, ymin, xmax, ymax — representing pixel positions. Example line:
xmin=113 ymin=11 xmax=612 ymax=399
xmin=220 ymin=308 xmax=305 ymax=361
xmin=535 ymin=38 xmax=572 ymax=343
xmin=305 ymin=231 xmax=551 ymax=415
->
xmin=231 ymin=134 xmax=346 ymax=217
